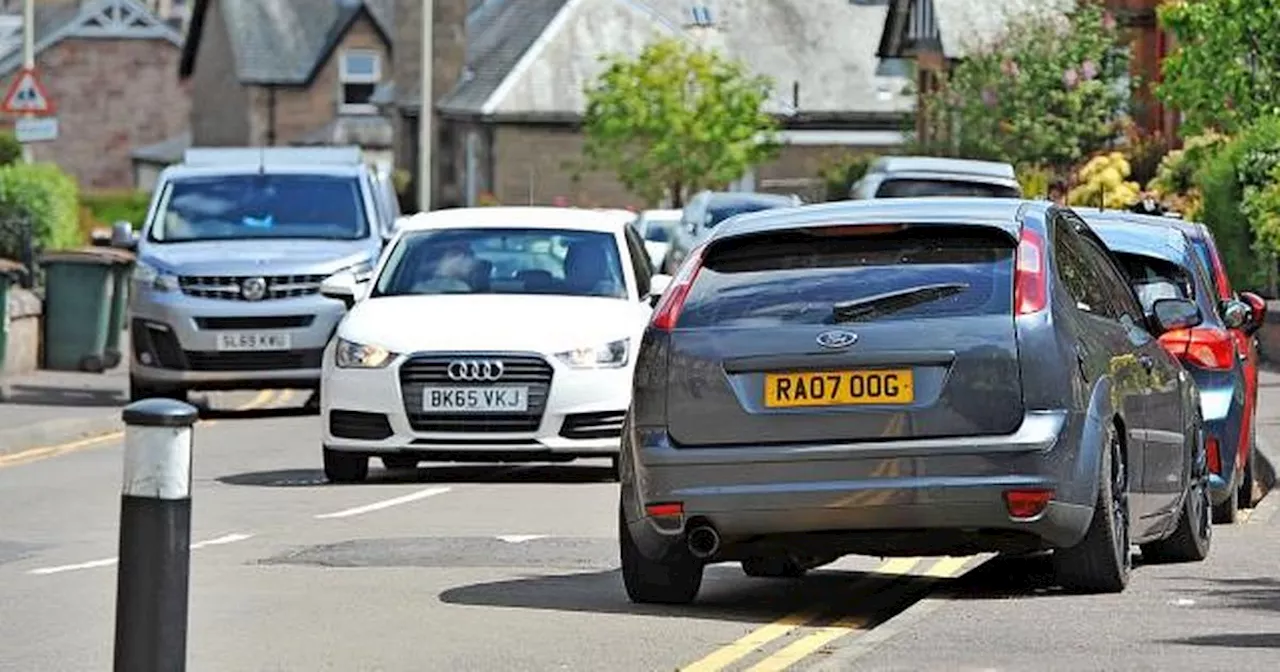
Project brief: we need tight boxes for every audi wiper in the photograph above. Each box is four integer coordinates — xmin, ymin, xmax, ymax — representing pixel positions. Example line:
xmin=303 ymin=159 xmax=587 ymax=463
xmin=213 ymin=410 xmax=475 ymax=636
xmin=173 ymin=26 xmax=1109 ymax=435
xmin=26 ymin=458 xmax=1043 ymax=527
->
xmin=831 ymin=282 xmax=969 ymax=323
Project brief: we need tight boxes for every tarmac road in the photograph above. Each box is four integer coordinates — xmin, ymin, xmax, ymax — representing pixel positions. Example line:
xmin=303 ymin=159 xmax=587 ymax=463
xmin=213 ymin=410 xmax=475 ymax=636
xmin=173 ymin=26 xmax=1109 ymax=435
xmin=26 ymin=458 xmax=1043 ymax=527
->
xmin=2 ymin=379 xmax=1279 ymax=671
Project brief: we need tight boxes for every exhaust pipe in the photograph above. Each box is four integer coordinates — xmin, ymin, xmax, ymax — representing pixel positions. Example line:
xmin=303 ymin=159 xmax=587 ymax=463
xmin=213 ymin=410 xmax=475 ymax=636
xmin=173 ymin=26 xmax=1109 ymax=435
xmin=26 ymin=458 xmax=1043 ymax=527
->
xmin=686 ymin=525 xmax=720 ymax=559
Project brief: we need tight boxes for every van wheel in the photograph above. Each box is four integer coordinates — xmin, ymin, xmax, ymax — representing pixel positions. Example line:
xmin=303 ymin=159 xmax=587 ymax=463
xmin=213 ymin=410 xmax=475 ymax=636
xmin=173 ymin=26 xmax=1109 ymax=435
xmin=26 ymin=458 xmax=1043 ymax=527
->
xmin=619 ymin=504 xmax=703 ymax=605
xmin=1054 ymin=425 xmax=1130 ymax=593
xmin=323 ymin=448 xmax=369 ymax=483
xmin=1142 ymin=427 xmax=1212 ymax=563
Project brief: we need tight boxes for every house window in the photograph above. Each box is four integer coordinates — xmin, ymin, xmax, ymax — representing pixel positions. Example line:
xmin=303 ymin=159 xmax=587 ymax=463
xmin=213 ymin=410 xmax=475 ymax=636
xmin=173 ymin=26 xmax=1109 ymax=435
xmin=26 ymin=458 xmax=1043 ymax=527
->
xmin=340 ymin=49 xmax=381 ymax=113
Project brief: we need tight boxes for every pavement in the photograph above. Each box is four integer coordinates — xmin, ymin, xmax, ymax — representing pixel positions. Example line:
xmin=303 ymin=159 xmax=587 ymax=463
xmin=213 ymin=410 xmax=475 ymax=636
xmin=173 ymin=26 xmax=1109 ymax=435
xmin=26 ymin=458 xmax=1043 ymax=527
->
xmin=1 ymin=369 xmax=1279 ymax=670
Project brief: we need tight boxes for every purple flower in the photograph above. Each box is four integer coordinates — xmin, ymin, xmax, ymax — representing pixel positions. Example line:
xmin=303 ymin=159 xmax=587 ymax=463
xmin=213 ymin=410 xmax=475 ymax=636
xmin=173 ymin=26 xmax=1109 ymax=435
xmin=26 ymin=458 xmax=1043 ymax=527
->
xmin=1062 ymin=68 xmax=1079 ymax=89
xmin=1081 ymin=60 xmax=1098 ymax=81
xmin=981 ymin=87 xmax=998 ymax=107
xmin=1001 ymin=59 xmax=1020 ymax=77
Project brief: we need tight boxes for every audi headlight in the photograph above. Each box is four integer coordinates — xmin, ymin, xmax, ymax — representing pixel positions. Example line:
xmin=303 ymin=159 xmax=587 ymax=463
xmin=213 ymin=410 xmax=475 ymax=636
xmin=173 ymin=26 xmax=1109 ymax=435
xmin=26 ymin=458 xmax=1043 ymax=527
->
xmin=132 ymin=260 xmax=179 ymax=292
xmin=335 ymin=338 xmax=396 ymax=369
xmin=555 ymin=338 xmax=630 ymax=369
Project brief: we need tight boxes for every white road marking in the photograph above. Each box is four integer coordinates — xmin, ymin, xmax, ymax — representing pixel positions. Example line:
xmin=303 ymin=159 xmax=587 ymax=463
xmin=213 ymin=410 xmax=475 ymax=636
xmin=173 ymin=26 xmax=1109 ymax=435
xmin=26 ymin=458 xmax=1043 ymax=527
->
xmin=28 ymin=532 xmax=253 ymax=576
xmin=191 ymin=533 xmax=253 ymax=549
xmin=496 ymin=535 xmax=547 ymax=543
xmin=1171 ymin=598 xmax=1196 ymax=606
xmin=314 ymin=486 xmax=452 ymax=519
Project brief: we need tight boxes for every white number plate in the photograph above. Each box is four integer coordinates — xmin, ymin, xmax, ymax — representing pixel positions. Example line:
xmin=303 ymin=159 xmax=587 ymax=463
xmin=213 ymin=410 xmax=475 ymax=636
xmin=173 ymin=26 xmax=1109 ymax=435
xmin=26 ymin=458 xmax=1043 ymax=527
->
xmin=421 ymin=386 xmax=530 ymax=413
xmin=215 ymin=332 xmax=292 ymax=352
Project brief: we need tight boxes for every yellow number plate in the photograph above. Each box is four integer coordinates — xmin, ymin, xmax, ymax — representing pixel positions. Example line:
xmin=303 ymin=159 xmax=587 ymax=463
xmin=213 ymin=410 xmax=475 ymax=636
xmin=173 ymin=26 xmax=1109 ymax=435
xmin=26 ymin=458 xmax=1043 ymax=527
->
xmin=764 ymin=369 xmax=915 ymax=408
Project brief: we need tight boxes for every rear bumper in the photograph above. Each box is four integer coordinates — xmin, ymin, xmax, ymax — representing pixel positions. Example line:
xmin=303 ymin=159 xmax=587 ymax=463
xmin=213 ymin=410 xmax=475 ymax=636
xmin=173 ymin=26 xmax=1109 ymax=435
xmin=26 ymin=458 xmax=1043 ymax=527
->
xmin=627 ymin=410 xmax=1096 ymax=557
xmin=1199 ymin=380 xmax=1246 ymax=502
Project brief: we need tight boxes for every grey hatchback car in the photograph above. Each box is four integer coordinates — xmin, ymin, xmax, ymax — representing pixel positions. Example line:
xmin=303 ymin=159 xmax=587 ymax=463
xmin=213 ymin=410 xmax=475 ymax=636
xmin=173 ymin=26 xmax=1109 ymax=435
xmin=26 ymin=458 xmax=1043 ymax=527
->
xmin=620 ymin=198 xmax=1211 ymax=604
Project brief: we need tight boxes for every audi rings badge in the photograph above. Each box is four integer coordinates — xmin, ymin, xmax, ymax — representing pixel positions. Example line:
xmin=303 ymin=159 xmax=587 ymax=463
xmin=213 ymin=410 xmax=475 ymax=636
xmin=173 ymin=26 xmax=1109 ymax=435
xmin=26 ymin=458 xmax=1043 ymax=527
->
xmin=446 ymin=359 xmax=505 ymax=382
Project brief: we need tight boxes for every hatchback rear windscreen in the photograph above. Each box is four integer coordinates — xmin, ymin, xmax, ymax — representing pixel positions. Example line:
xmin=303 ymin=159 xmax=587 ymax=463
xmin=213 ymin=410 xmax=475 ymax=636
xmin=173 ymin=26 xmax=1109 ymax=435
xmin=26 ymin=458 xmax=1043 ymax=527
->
xmin=677 ymin=225 xmax=1015 ymax=328
xmin=876 ymin=179 xmax=1019 ymax=199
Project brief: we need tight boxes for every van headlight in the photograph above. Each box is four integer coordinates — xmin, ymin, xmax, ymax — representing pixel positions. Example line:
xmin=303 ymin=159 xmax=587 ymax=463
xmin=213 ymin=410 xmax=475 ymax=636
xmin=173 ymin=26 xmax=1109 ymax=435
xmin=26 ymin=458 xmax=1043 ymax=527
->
xmin=335 ymin=338 xmax=396 ymax=368
xmin=132 ymin=260 xmax=179 ymax=292
xmin=555 ymin=338 xmax=630 ymax=369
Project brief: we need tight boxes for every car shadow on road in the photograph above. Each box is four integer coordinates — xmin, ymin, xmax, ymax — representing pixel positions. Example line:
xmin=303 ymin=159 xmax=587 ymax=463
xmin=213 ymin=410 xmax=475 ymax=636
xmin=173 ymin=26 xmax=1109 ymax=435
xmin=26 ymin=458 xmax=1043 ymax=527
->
xmin=439 ymin=565 xmax=922 ymax=625
xmin=196 ymin=405 xmax=315 ymax=421
xmin=935 ymin=551 xmax=1165 ymax=601
xmin=1158 ymin=633 xmax=1280 ymax=648
xmin=1164 ymin=575 xmax=1280 ymax=614
xmin=218 ymin=463 xmax=616 ymax=488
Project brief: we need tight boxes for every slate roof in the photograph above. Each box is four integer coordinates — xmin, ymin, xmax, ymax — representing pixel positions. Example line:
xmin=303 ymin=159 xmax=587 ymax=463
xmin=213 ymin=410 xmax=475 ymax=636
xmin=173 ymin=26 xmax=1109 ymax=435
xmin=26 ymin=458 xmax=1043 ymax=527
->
xmin=179 ymin=0 xmax=393 ymax=85
xmin=0 ymin=0 xmax=182 ymax=77
xmin=879 ymin=0 xmax=1074 ymax=60
xmin=414 ymin=0 xmax=912 ymax=121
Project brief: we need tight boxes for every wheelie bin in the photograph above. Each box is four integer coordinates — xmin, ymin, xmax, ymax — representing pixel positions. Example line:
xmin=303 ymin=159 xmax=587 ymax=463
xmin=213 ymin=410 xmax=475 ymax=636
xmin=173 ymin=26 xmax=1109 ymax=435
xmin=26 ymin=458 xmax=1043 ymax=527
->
xmin=40 ymin=249 xmax=116 ymax=373
xmin=99 ymin=247 xmax=136 ymax=369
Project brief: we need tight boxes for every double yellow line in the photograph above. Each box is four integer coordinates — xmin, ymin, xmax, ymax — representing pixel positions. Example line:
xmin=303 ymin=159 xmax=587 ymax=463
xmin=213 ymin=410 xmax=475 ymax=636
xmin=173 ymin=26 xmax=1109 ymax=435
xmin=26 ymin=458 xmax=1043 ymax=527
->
xmin=0 ymin=389 xmax=288 ymax=469
xmin=681 ymin=555 xmax=974 ymax=672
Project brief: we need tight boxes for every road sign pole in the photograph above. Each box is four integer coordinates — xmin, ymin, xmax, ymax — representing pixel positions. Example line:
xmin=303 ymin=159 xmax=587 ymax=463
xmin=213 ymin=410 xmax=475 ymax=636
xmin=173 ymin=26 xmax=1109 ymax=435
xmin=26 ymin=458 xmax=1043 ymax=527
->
xmin=20 ymin=0 xmax=32 ymax=163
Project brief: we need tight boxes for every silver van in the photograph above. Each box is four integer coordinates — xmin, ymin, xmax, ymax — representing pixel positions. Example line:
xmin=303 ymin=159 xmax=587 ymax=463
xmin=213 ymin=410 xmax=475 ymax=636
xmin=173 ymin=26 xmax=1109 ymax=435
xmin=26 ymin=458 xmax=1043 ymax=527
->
xmin=125 ymin=147 xmax=389 ymax=401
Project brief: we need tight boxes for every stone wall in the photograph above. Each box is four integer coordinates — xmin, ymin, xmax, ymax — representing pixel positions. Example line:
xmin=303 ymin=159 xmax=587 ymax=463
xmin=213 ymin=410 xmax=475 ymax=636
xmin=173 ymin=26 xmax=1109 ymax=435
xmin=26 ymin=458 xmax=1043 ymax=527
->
xmin=3 ymin=288 xmax=41 ymax=375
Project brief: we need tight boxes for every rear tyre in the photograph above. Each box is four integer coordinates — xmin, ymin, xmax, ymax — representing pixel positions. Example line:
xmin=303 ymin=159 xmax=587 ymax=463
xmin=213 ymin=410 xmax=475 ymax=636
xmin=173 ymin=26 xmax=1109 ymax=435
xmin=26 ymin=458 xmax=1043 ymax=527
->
xmin=1054 ymin=425 xmax=1130 ymax=594
xmin=380 ymin=456 xmax=419 ymax=471
xmin=619 ymin=505 xmax=703 ymax=605
xmin=1141 ymin=429 xmax=1212 ymax=563
xmin=323 ymin=448 xmax=369 ymax=483
xmin=1238 ymin=441 xmax=1257 ymax=509
xmin=1212 ymin=484 xmax=1239 ymax=524
xmin=742 ymin=556 xmax=807 ymax=579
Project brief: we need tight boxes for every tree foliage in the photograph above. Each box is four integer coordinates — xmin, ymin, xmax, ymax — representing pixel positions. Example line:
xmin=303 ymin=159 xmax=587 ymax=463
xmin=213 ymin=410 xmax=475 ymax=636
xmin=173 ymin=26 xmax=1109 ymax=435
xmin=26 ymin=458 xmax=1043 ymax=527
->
xmin=1158 ymin=0 xmax=1280 ymax=134
xmin=912 ymin=2 xmax=1129 ymax=172
xmin=582 ymin=38 xmax=779 ymax=207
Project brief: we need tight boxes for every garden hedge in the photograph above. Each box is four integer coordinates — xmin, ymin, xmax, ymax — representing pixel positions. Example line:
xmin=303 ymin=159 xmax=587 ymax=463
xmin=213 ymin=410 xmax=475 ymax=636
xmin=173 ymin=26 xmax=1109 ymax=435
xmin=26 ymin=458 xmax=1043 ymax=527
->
xmin=0 ymin=161 xmax=79 ymax=261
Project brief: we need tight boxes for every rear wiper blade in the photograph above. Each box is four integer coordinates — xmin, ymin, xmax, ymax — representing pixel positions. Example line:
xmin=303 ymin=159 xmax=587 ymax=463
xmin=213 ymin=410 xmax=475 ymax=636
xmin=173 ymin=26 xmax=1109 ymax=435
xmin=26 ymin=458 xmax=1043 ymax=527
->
xmin=831 ymin=282 xmax=969 ymax=323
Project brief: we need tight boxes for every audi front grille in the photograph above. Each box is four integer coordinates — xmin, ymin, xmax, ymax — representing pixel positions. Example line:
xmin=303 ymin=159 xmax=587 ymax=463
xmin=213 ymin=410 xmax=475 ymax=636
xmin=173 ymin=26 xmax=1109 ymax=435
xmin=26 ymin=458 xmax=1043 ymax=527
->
xmin=399 ymin=354 xmax=554 ymax=433
xmin=178 ymin=274 xmax=328 ymax=300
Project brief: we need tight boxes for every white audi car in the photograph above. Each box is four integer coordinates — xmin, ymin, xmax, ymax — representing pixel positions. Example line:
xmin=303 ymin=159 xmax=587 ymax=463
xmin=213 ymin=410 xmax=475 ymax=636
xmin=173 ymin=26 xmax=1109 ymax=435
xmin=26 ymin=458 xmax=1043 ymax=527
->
xmin=316 ymin=206 xmax=672 ymax=483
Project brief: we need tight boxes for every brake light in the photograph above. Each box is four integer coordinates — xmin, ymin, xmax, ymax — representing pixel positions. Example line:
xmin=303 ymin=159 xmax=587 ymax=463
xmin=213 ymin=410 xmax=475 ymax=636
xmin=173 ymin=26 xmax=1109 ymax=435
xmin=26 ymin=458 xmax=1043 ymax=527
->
xmin=1014 ymin=226 xmax=1047 ymax=315
xmin=1206 ymin=436 xmax=1221 ymax=474
xmin=1158 ymin=326 xmax=1235 ymax=370
xmin=650 ymin=243 xmax=706 ymax=332
xmin=1004 ymin=489 xmax=1054 ymax=519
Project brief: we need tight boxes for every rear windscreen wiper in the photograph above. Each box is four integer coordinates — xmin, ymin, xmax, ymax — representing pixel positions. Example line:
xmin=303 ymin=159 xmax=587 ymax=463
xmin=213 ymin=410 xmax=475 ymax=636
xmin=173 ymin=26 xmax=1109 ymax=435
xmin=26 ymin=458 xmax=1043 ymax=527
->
xmin=831 ymin=282 xmax=969 ymax=323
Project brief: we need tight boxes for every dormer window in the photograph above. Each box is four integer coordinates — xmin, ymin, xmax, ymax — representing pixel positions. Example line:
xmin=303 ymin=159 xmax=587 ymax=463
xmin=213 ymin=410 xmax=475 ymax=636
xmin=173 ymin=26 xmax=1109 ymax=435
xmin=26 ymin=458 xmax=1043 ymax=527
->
xmin=340 ymin=49 xmax=381 ymax=114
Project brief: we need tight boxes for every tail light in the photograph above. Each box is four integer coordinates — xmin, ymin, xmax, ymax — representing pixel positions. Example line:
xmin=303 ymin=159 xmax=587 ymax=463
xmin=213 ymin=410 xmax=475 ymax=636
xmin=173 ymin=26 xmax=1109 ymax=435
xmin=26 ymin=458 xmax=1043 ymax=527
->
xmin=650 ymin=243 xmax=706 ymax=332
xmin=1158 ymin=326 xmax=1236 ymax=370
xmin=1004 ymin=488 xmax=1054 ymax=519
xmin=1206 ymin=436 xmax=1221 ymax=474
xmin=1014 ymin=226 xmax=1047 ymax=315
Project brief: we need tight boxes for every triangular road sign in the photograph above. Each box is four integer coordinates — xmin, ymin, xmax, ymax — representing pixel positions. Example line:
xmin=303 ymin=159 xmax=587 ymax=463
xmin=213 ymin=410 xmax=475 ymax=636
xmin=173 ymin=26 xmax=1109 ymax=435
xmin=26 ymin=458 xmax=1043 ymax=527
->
xmin=2 ymin=68 xmax=55 ymax=115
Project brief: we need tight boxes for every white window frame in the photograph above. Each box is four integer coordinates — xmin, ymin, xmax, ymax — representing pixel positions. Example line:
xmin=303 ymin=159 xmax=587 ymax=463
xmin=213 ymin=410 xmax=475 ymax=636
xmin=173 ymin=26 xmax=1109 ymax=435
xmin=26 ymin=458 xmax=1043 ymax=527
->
xmin=339 ymin=49 xmax=382 ymax=114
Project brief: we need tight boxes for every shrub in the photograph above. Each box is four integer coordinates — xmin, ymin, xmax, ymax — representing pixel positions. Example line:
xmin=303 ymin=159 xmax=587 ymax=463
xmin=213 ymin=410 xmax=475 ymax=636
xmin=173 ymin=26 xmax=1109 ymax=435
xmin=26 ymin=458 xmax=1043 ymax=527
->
xmin=818 ymin=152 xmax=877 ymax=201
xmin=0 ymin=162 xmax=79 ymax=260
xmin=1195 ymin=117 xmax=1280 ymax=290
xmin=1068 ymin=152 xmax=1141 ymax=209
xmin=1123 ymin=131 xmax=1172 ymax=187
xmin=0 ymin=131 xmax=22 ymax=167
xmin=80 ymin=189 xmax=150 ymax=231
xmin=1016 ymin=164 xmax=1055 ymax=199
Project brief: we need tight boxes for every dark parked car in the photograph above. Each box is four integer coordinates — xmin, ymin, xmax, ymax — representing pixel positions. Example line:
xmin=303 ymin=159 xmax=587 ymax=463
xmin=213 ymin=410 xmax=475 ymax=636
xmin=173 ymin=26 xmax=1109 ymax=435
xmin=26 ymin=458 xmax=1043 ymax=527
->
xmin=1083 ymin=210 xmax=1264 ymax=522
xmin=849 ymin=156 xmax=1022 ymax=199
xmin=660 ymin=191 xmax=802 ymax=274
xmin=620 ymin=198 xmax=1210 ymax=605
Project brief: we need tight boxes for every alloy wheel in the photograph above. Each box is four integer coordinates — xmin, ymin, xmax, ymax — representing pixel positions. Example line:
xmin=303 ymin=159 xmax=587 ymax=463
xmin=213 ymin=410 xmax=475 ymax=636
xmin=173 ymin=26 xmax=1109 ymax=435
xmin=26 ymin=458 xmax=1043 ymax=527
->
xmin=1111 ymin=434 xmax=1130 ymax=570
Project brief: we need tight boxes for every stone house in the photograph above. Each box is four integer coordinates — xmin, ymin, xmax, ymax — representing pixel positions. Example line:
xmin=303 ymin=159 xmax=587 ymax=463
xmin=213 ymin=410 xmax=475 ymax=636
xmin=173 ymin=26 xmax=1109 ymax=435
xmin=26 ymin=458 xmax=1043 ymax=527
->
xmin=0 ymin=0 xmax=190 ymax=190
xmin=390 ymin=0 xmax=915 ymax=210
xmin=159 ymin=0 xmax=395 ymax=182
xmin=876 ymin=0 xmax=1177 ymax=142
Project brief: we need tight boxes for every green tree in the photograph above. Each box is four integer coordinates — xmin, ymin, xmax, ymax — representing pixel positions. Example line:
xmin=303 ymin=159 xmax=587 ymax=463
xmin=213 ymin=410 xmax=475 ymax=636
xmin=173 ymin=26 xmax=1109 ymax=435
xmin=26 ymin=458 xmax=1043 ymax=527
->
xmin=582 ymin=38 xmax=779 ymax=207
xmin=913 ymin=2 xmax=1129 ymax=172
xmin=1157 ymin=0 xmax=1280 ymax=134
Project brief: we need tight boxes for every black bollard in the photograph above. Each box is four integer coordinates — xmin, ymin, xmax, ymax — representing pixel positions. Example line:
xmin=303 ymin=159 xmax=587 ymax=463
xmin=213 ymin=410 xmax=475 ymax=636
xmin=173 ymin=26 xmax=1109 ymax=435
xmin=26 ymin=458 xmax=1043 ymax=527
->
xmin=113 ymin=398 xmax=200 ymax=672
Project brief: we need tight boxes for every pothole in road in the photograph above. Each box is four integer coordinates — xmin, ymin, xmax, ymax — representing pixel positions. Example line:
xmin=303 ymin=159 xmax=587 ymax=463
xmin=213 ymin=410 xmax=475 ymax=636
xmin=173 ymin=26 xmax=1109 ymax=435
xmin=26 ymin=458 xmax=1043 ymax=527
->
xmin=258 ymin=536 xmax=617 ymax=569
